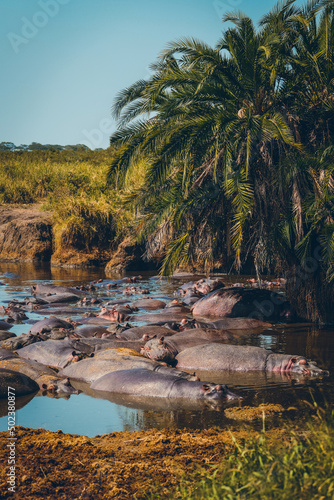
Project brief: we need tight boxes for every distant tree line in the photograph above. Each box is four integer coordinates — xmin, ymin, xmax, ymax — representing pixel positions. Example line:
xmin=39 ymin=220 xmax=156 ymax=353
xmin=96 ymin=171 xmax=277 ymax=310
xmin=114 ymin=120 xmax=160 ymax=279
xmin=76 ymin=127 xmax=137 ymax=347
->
xmin=0 ymin=142 xmax=97 ymax=152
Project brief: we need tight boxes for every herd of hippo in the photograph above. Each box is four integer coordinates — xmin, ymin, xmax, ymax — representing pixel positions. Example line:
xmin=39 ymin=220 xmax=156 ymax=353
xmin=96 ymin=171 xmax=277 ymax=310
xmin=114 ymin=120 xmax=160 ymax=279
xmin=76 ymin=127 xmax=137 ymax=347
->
xmin=0 ymin=275 xmax=329 ymax=406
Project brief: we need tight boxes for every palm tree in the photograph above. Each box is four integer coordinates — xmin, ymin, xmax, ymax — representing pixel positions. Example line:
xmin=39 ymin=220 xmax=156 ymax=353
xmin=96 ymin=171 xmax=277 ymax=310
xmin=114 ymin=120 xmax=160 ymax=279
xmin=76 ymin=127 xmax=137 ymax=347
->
xmin=108 ymin=0 xmax=334 ymax=322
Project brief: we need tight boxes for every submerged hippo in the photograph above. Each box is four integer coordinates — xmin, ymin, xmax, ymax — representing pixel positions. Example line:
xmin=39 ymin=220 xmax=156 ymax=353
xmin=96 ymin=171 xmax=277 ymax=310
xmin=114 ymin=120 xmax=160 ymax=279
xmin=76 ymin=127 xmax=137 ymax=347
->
xmin=17 ymin=339 xmax=91 ymax=370
xmin=0 ymin=368 xmax=39 ymax=397
xmin=175 ymin=344 xmax=328 ymax=376
xmin=59 ymin=347 xmax=198 ymax=383
xmin=91 ymin=368 xmax=241 ymax=400
xmin=115 ymin=325 xmax=175 ymax=341
xmin=31 ymin=284 xmax=85 ymax=297
xmin=0 ymin=320 xmax=13 ymax=331
xmin=29 ymin=317 xmax=73 ymax=334
xmin=194 ymin=318 xmax=272 ymax=331
xmin=0 ymin=356 xmax=78 ymax=394
xmin=191 ymin=287 xmax=294 ymax=322
xmin=141 ymin=329 xmax=237 ymax=364
xmin=132 ymin=298 xmax=166 ymax=310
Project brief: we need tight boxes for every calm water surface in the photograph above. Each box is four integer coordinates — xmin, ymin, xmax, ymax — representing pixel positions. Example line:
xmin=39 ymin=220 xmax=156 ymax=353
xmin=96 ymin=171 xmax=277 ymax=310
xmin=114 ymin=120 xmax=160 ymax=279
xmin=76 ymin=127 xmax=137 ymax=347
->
xmin=0 ymin=262 xmax=333 ymax=437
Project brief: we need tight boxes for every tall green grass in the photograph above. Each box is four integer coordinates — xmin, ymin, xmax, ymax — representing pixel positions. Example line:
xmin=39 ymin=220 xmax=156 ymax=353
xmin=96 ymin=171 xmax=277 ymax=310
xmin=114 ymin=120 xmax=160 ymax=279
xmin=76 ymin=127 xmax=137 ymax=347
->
xmin=0 ymin=149 xmax=135 ymax=253
xmin=149 ymin=406 xmax=334 ymax=500
xmin=0 ymin=149 xmax=113 ymax=204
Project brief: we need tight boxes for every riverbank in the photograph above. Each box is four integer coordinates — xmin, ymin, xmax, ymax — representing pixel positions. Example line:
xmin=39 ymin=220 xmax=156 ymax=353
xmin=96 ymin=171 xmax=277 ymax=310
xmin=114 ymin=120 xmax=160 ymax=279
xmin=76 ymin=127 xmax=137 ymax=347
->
xmin=0 ymin=424 xmax=294 ymax=499
xmin=1 ymin=404 xmax=333 ymax=500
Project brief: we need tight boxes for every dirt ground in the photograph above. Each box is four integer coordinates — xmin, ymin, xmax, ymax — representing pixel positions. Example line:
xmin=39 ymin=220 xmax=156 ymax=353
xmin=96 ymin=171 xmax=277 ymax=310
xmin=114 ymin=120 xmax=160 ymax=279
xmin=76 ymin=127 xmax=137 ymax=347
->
xmin=0 ymin=405 xmax=292 ymax=500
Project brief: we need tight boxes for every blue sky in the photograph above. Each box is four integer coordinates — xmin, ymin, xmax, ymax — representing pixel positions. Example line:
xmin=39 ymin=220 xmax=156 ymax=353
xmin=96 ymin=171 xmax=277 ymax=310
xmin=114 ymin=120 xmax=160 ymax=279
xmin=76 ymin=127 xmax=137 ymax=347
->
xmin=0 ymin=0 xmax=294 ymax=149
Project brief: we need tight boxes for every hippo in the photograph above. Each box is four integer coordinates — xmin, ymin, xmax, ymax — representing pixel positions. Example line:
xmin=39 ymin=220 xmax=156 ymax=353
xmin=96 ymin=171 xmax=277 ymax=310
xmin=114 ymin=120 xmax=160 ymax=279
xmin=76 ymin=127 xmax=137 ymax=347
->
xmin=0 ymin=356 xmax=78 ymax=394
xmin=29 ymin=317 xmax=74 ymax=334
xmin=91 ymin=368 xmax=241 ymax=400
xmin=0 ymin=331 xmax=16 ymax=341
xmin=59 ymin=347 xmax=198 ymax=383
xmin=182 ymin=290 xmax=203 ymax=306
xmin=114 ymin=325 xmax=174 ymax=341
xmin=132 ymin=298 xmax=166 ymax=310
xmin=135 ymin=312 xmax=192 ymax=323
xmin=0 ymin=320 xmax=13 ymax=331
xmin=98 ymin=305 xmax=133 ymax=322
xmin=0 ymin=348 xmax=19 ymax=360
xmin=0 ymin=368 xmax=39 ymax=397
xmin=175 ymin=344 xmax=328 ymax=376
xmin=194 ymin=318 xmax=272 ymax=331
xmin=16 ymin=339 xmax=92 ymax=370
xmin=164 ymin=300 xmax=190 ymax=314
xmin=141 ymin=329 xmax=237 ymax=364
xmin=40 ymin=293 xmax=82 ymax=304
xmin=31 ymin=284 xmax=85 ymax=297
xmin=74 ymin=325 xmax=111 ymax=338
xmin=1 ymin=332 xmax=47 ymax=350
xmin=193 ymin=278 xmax=225 ymax=295
xmin=191 ymin=287 xmax=295 ymax=322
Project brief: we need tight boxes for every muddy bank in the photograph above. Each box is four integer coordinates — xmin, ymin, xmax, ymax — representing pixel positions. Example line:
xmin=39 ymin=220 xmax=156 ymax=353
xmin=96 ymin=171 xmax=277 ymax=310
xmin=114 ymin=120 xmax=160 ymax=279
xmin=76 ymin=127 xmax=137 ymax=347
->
xmin=0 ymin=424 xmax=290 ymax=499
xmin=0 ymin=206 xmax=151 ymax=272
xmin=0 ymin=206 xmax=52 ymax=263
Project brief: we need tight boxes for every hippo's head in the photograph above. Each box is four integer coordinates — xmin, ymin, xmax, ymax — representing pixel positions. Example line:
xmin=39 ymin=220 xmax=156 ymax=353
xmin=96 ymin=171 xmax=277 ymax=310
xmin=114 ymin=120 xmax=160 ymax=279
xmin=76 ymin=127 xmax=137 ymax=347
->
xmin=141 ymin=337 xmax=178 ymax=364
xmin=201 ymin=383 xmax=242 ymax=400
xmin=41 ymin=378 xmax=80 ymax=395
xmin=287 ymin=357 xmax=329 ymax=377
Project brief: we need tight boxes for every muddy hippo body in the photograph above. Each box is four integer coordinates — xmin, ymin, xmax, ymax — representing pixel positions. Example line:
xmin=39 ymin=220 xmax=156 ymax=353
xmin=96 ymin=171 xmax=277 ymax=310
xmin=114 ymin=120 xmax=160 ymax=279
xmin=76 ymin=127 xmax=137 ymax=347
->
xmin=194 ymin=318 xmax=272 ymax=331
xmin=16 ymin=339 xmax=91 ymax=369
xmin=132 ymin=299 xmax=166 ymax=310
xmin=31 ymin=284 xmax=85 ymax=297
xmin=175 ymin=344 xmax=327 ymax=376
xmin=0 ymin=357 xmax=78 ymax=394
xmin=91 ymin=368 xmax=240 ymax=400
xmin=0 ymin=331 xmax=16 ymax=341
xmin=74 ymin=325 xmax=111 ymax=338
xmin=0 ymin=368 xmax=39 ymax=397
xmin=191 ymin=287 xmax=294 ymax=322
xmin=0 ymin=320 xmax=13 ymax=331
xmin=29 ymin=317 xmax=73 ymax=334
xmin=141 ymin=329 xmax=238 ymax=363
xmin=60 ymin=348 xmax=197 ymax=383
xmin=40 ymin=293 xmax=81 ymax=304
xmin=141 ymin=332 xmax=236 ymax=364
xmin=135 ymin=313 xmax=192 ymax=323
xmin=115 ymin=325 xmax=175 ymax=341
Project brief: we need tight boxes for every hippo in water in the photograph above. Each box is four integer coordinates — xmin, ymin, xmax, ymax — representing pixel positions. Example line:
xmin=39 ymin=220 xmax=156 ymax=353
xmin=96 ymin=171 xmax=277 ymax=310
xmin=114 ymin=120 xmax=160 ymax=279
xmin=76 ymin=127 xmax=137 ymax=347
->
xmin=29 ymin=317 xmax=74 ymax=334
xmin=0 ymin=354 xmax=79 ymax=394
xmin=175 ymin=344 xmax=328 ymax=377
xmin=115 ymin=325 xmax=175 ymax=341
xmin=59 ymin=347 xmax=198 ymax=384
xmin=91 ymin=368 xmax=241 ymax=400
xmin=31 ymin=284 xmax=85 ymax=297
xmin=16 ymin=339 xmax=92 ymax=369
xmin=141 ymin=330 xmax=238 ymax=364
xmin=191 ymin=287 xmax=295 ymax=322
xmin=0 ymin=368 xmax=39 ymax=397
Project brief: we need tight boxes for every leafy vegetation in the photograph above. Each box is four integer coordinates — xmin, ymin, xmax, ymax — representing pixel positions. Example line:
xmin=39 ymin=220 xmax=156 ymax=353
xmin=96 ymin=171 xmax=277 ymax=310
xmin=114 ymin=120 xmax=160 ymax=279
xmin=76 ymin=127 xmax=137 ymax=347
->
xmin=0 ymin=148 xmax=129 ymax=255
xmin=149 ymin=405 xmax=334 ymax=500
xmin=108 ymin=0 xmax=334 ymax=321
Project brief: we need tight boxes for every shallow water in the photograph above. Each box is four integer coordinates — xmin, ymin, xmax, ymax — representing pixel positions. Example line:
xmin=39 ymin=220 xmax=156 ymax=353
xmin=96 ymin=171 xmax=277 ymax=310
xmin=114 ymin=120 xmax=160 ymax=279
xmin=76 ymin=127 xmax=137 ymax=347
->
xmin=0 ymin=262 xmax=333 ymax=437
